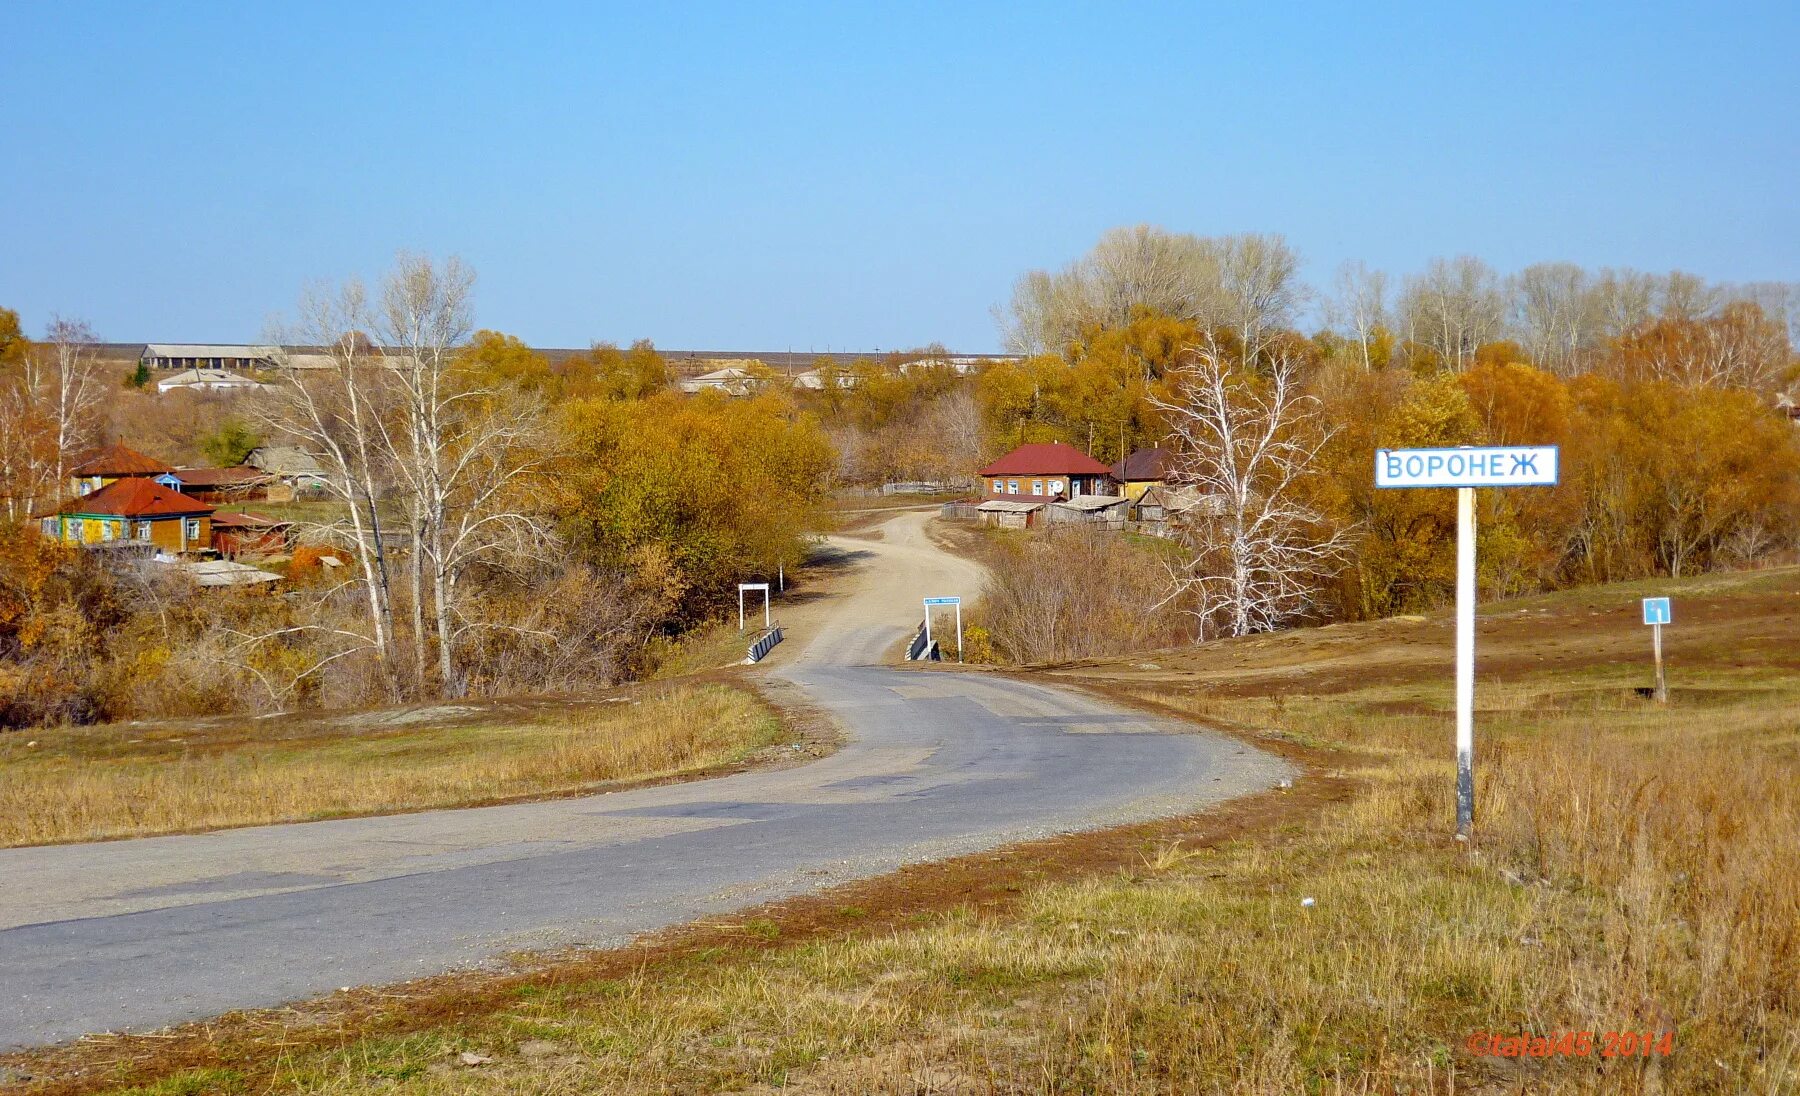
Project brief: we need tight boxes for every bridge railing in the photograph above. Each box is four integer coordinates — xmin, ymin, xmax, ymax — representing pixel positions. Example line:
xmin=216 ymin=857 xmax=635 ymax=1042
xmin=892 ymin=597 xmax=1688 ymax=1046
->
xmin=745 ymin=624 xmax=784 ymax=663
xmin=905 ymin=621 xmax=939 ymax=662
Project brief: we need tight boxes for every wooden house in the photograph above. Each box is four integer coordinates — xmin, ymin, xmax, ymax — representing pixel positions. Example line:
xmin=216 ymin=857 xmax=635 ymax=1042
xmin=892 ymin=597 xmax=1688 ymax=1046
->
xmin=67 ymin=443 xmax=175 ymax=498
xmin=976 ymin=442 xmax=1116 ymax=501
xmin=1110 ymin=447 xmax=1173 ymax=506
xmin=44 ymin=478 xmax=213 ymax=554
xmin=167 ymin=466 xmax=284 ymax=504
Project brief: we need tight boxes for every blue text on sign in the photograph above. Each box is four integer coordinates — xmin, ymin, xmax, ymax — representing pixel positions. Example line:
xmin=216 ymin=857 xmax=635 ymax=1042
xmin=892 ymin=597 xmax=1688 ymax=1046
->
xmin=1375 ymin=446 xmax=1560 ymax=489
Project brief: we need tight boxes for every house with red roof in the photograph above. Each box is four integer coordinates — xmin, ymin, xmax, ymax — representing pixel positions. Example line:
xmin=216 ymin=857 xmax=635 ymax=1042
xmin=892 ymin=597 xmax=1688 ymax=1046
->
xmin=43 ymin=478 xmax=214 ymax=554
xmin=976 ymin=441 xmax=1116 ymax=501
xmin=67 ymin=443 xmax=175 ymax=499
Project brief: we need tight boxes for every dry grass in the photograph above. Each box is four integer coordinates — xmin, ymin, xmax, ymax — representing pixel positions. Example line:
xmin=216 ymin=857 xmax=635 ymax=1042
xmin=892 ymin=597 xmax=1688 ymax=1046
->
xmin=36 ymin=569 xmax=1800 ymax=1095
xmin=0 ymin=685 xmax=787 ymax=847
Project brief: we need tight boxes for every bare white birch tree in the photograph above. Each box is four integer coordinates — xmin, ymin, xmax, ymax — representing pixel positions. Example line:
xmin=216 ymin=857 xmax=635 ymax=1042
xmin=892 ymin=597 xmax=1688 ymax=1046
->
xmin=263 ymin=282 xmax=398 ymax=678
xmin=1399 ymin=256 xmax=1506 ymax=370
xmin=1152 ymin=337 xmax=1351 ymax=638
xmin=40 ymin=317 xmax=103 ymax=497
xmin=1327 ymin=260 xmax=1389 ymax=370
xmin=373 ymin=254 xmax=550 ymax=695
xmin=1218 ymin=233 xmax=1305 ymax=365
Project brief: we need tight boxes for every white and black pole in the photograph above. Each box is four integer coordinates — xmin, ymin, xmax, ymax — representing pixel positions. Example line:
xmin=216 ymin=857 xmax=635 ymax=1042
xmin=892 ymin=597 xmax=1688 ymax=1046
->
xmin=1454 ymin=485 xmax=1476 ymax=839
xmin=1375 ymin=445 xmax=1559 ymax=840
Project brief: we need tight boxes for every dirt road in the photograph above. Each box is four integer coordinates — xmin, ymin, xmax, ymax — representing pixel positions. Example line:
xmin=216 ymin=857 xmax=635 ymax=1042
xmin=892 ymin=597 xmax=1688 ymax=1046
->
xmin=0 ymin=512 xmax=1287 ymax=1049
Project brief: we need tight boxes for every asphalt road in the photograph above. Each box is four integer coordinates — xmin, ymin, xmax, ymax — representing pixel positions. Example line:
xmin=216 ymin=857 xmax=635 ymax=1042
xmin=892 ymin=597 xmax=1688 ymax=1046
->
xmin=0 ymin=512 xmax=1288 ymax=1050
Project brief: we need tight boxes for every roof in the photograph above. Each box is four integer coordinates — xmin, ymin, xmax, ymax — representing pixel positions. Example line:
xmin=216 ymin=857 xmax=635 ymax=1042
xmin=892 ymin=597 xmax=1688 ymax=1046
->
xmin=173 ymin=559 xmax=281 ymax=588
xmin=977 ymin=442 xmax=1114 ymax=478
xmin=59 ymin=477 xmax=213 ymax=518
xmin=143 ymin=344 xmax=280 ymax=360
xmin=173 ymin=467 xmax=272 ymax=489
xmin=975 ymin=499 xmax=1048 ymax=513
xmin=1053 ymin=494 xmax=1131 ymax=513
xmin=69 ymin=443 xmax=175 ymax=478
xmin=1112 ymin=447 xmax=1173 ymax=482
xmin=1139 ymin=485 xmax=1224 ymax=516
xmin=244 ymin=447 xmax=326 ymax=476
xmin=211 ymin=510 xmax=288 ymax=529
xmin=158 ymin=368 xmax=265 ymax=388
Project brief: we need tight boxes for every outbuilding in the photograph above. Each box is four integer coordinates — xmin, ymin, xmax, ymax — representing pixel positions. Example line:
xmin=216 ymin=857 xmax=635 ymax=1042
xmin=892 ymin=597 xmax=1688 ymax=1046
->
xmin=975 ymin=498 xmax=1047 ymax=530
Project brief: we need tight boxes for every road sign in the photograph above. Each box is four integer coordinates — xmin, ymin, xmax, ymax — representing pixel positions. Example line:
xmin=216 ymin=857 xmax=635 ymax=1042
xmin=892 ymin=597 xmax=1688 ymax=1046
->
xmin=922 ymin=596 xmax=964 ymax=663
xmin=1377 ymin=444 xmax=1559 ymax=839
xmin=1642 ymin=597 xmax=1670 ymax=702
xmin=1376 ymin=446 xmax=1559 ymax=489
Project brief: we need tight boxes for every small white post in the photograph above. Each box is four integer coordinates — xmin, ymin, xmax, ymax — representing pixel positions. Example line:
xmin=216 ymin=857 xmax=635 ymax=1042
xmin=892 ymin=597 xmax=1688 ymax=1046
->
xmin=1653 ymin=622 xmax=1666 ymax=703
xmin=762 ymin=587 xmax=771 ymax=629
xmin=738 ymin=586 xmax=745 ymax=631
xmin=779 ymin=561 xmax=784 ymax=593
xmin=1455 ymin=486 xmax=1476 ymax=839
xmin=923 ymin=609 xmax=933 ymax=653
xmin=955 ymin=602 xmax=963 ymax=663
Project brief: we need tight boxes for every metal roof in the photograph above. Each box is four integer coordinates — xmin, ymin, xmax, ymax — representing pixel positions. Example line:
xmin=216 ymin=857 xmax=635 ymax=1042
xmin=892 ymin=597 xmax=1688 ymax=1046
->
xmin=143 ymin=344 xmax=280 ymax=360
xmin=975 ymin=499 xmax=1048 ymax=513
xmin=1053 ymin=494 xmax=1130 ymax=512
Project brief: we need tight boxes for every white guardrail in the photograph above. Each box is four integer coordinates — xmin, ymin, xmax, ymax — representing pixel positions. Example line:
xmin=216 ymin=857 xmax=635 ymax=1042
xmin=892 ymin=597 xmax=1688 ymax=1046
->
xmin=745 ymin=624 xmax=784 ymax=663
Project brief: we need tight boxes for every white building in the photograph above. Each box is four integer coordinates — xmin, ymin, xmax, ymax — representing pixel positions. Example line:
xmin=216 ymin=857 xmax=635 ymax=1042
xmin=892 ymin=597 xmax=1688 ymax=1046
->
xmin=155 ymin=368 xmax=270 ymax=394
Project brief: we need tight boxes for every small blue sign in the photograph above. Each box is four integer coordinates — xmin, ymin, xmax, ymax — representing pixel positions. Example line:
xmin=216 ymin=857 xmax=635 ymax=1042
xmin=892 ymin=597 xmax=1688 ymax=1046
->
xmin=1642 ymin=597 xmax=1671 ymax=626
xmin=923 ymin=596 xmax=961 ymax=606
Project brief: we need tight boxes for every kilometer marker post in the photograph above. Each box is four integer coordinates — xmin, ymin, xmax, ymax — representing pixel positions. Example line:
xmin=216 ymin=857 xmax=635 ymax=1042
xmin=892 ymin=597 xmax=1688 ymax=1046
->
xmin=1375 ymin=445 xmax=1560 ymax=839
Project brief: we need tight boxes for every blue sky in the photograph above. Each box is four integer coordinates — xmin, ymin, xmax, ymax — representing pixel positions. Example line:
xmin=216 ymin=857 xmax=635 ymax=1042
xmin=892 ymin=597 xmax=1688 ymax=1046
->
xmin=3 ymin=1 xmax=1795 ymax=351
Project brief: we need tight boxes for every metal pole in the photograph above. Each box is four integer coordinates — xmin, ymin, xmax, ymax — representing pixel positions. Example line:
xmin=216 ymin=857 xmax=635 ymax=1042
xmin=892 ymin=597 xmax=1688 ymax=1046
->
xmin=738 ymin=587 xmax=745 ymax=632
xmin=955 ymin=603 xmax=963 ymax=663
xmin=1455 ymin=486 xmax=1476 ymax=839
xmin=923 ymin=606 xmax=933 ymax=654
xmin=763 ymin=588 xmax=771 ymax=629
xmin=1653 ymin=622 xmax=1666 ymax=703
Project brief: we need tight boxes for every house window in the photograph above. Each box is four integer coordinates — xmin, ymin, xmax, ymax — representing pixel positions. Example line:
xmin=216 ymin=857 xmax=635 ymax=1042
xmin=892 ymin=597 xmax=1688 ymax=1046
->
xmin=1007 ymin=480 xmax=1019 ymax=495
xmin=136 ymin=521 xmax=152 ymax=540
xmin=184 ymin=518 xmax=200 ymax=541
xmin=41 ymin=517 xmax=57 ymax=538
xmin=100 ymin=520 xmax=114 ymax=542
xmin=1031 ymin=480 xmax=1043 ymax=496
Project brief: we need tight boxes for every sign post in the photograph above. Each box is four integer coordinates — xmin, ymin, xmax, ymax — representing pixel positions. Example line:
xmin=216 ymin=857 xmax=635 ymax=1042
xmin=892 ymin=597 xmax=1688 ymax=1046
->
xmin=1642 ymin=597 xmax=1671 ymax=703
xmin=1376 ymin=445 xmax=1559 ymax=839
xmin=737 ymin=582 xmax=771 ymax=631
xmin=923 ymin=596 xmax=963 ymax=662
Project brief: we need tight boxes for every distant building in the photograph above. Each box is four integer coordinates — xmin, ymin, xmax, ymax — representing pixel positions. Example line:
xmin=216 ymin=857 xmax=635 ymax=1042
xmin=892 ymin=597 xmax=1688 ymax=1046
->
xmin=44 ymin=478 xmax=213 ymax=553
xmin=791 ymin=367 xmax=858 ymax=391
xmin=155 ymin=368 xmax=270 ymax=395
xmin=67 ymin=443 xmax=175 ymax=498
xmin=243 ymin=447 xmax=329 ymax=490
xmin=677 ymin=366 xmax=760 ymax=396
xmin=976 ymin=442 xmax=1116 ymax=500
xmin=140 ymin=344 xmax=281 ymax=371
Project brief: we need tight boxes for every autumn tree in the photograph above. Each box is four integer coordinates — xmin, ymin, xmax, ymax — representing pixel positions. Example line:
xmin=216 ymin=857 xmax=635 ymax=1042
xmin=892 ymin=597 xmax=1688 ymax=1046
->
xmin=1153 ymin=337 xmax=1350 ymax=638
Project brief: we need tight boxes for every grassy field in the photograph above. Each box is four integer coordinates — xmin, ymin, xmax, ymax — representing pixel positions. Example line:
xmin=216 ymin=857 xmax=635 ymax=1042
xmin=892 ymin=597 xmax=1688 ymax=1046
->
xmin=11 ymin=568 xmax=1797 ymax=1095
xmin=0 ymin=684 xmax=789 ymax=847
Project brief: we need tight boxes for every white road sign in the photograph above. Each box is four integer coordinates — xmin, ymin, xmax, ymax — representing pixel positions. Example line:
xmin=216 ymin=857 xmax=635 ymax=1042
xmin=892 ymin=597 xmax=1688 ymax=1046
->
xmin=1376 ymin=446 xmax=1559 ymax=489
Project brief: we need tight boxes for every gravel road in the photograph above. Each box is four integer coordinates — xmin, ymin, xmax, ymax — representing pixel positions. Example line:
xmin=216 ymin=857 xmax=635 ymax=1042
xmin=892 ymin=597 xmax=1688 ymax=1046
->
xmin=0 ymin=511 xmax=1288 ymax=1049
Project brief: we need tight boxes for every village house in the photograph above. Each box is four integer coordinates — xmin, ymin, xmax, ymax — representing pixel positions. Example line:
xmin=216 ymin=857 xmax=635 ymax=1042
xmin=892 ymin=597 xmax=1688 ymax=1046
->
xmin=677 ymin=365 xmax=761 ymax=396
xmin=1111 ymin=447 xmax=1173 ymax=503
xmin=67 ymin=442 xmax=175 ymax=498
xmin=43 ymin=478 xmax=213 ymax=553
xmin=243 ymin=446 xmax=329 ymax=491
xmin=976 ymin=442 xmax=1116 ymax=501
xmin=165 ymin=466 xmax=286 ymax=504
xmin=1135 ymin=484 xmax=1223 ymax=537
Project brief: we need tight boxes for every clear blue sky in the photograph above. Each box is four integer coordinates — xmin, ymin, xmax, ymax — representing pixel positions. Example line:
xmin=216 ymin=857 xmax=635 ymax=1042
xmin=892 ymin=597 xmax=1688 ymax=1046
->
xmin=3 ymin=1 xmax=1795 ymax=352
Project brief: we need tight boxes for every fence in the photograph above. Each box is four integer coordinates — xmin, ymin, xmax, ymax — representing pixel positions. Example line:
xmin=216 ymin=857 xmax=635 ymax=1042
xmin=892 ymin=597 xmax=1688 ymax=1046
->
xmin=940 ymin=502 xmax=980 ymax=522
xmin=745 ymin=624 xmax=784 ymax=664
